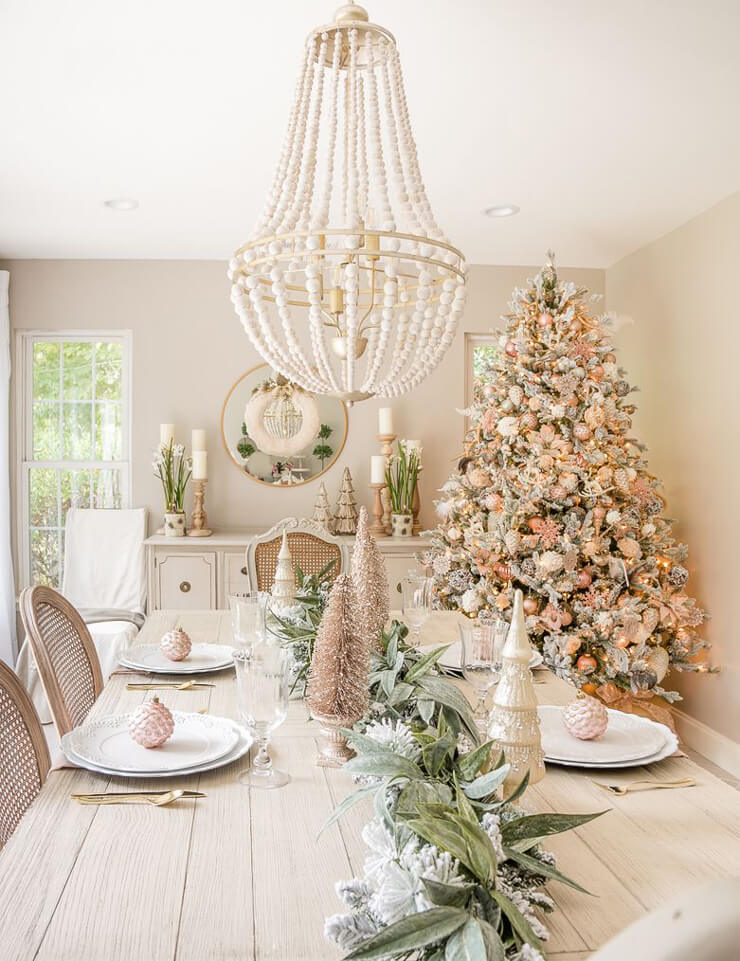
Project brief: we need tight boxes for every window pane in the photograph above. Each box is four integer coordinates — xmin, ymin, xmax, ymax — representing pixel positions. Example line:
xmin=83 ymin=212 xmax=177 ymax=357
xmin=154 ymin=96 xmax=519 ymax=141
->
xmin=32 ymin=402 xmax=60 ymax=459
xmin=30 ymin=529 xmax=60 ymax=587
xmin=62 ymin=403 xmax=93 ymax=459
xmin=95 ymin=341 xmax=123 ymax=400
xmin=32 ymin=342 xmax=60 ymax=401
xmin=473 ymin=344 xmax=497 ymax=382
xmin=92 ymin=468 xmax=123 ymax=509
xmin=62 ymin=341 xmax=93 ymax=400
xmin=95 ymin=402 xmax=122 ymax=460
xmin=29 ymin=468 xmax=58 ymax=527
xmin=61 ymin=469 xmax=92 ymax=524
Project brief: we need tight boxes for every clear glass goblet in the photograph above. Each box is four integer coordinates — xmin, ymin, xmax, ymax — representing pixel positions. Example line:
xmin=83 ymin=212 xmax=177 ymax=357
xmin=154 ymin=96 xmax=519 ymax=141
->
xmin=459 ymin=619 xmax=500 ymax=734
xmin=401 ymin=573 xmax=432 ymax=645
xmin=233 ymin=644 xmax=291 ymax=789
xmin=228 ymin=591 xmax=268 ymax=652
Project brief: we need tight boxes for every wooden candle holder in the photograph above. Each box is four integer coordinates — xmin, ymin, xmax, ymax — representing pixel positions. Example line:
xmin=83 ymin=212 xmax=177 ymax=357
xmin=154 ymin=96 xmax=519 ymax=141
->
xmin=187 ymin=479 xmax=212 ymax=537
xmin=368 ymin=482 xmax=386 ymax=536
xmin=378 ymin=433 xmax=396 ymax=534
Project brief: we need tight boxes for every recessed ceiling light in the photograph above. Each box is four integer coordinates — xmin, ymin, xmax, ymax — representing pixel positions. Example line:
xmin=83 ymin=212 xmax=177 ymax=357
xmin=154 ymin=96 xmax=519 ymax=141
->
xmin=103 ymin=197 xmax=139 ymax=211
xmin=483 ymin=204 xmax=520 ymax=218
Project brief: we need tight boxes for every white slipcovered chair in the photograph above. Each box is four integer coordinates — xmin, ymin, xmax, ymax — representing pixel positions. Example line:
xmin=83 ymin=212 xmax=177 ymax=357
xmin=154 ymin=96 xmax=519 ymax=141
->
xmin=16 ymin=508 xmax=147 ymax=722
xmin=244 ymin=517 xmax=349 ymax=592
xmin=590 ymin=877 xmax=740 ymax=961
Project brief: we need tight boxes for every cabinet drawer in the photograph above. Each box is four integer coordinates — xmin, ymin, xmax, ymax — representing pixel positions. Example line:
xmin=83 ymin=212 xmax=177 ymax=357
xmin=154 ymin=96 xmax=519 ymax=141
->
xmin=225 ymin=551 xmax=251 ymax=596
xmin=156 ymin=552 xmax=216 ymax=609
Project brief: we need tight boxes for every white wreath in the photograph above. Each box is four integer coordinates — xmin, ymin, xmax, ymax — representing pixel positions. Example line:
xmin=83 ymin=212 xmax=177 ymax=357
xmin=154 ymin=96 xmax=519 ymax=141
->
xmin=244 ymin=387 xmax=320 ymax=458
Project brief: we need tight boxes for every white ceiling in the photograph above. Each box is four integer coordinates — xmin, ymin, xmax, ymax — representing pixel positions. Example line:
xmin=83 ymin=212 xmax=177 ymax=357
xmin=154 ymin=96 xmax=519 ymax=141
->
xmin=2 ymin=0 xmax=739 ymax=267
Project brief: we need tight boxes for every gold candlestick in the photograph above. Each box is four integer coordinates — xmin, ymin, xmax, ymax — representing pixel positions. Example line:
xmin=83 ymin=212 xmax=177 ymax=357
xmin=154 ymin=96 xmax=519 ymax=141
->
xmin=378 ymin=432 xmax=396 ymax=535
xmin=368 ymin=482 xmax=386 ymax=536
xmin=412 ymin=466 xmax=423 ymax=535
xmin=187 ymin=479 xmax=212 ymax=537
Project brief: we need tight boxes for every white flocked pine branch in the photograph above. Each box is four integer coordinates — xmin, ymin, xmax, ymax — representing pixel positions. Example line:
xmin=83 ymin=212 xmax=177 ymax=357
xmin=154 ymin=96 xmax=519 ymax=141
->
xmin=351 ymin=506 xmax=390 ymax=649
xmin=306 ymin=573 xmax=369 ymax=721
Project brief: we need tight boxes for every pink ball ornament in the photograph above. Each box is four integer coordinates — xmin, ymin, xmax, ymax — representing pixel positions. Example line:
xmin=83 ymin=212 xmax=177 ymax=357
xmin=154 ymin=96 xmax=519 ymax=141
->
xmin=160 ymin=628 xmax=192 ymax=661
xmin=538 ymin=312 xmax=553 ymax=328
xmin=573 ymin=424 xmax=592 ymax=441
xmin=504 ymin=341 xmax=518 ymax=357
xmin=129 ymin=697 xmax=175 ymax=749
xmin=562 ymin=694 xmax=609 ymax=740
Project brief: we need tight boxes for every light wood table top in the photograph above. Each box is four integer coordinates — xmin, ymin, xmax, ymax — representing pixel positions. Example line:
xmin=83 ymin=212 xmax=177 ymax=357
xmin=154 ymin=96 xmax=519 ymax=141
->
xmin=1 ymin=610 xmax=739 ymax=961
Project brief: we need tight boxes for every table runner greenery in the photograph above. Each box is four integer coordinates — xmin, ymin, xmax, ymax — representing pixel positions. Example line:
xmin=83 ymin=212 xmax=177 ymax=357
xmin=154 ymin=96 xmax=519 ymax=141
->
xmin=270 ymin=580 xmax=606 ymax=961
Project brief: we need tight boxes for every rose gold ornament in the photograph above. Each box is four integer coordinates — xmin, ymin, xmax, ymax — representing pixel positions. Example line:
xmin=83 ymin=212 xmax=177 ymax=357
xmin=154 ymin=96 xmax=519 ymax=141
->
xmin=562 ymin=694 xmax=608 ymax=740
xmin=520 ymin=412 xmax=538 ymax=429
xmin=523 ymin=597 xmax=539 ymax=615
xmin=565 ymin=637 xmax=581 ymax=656
xmin=160 ymin=628 xmax=192 ymax=662
xmin=573 ymin=424 xmax=591 ymax=441
xmin=505 ymin=341 xmax=517 ymax=357
xmin=527 ymin=517 xmax=542 ymax=532
xmin=589 ymin=364 xmax=604 ymax=382
xmin=576 ymin=654 xmax=598 ymax=673
xmin=495 ymin=563 xmax=512 ymax=580
xmin=538 ymin=312 xmax=553 ymax=328
xmin=550 ymin=485 xmax=566 ymax=500
xmin=560 ymin=610 xmax=573 ymax=626
xmin=604 ymin=352 xmax=616 ymax=363
xmin=128 ymin=697 xmax=175 ymax=749
xmin=615 ymin=632 xmax=630 ymax=649
xmin=576 ymin=570 xmax=592 ymax=589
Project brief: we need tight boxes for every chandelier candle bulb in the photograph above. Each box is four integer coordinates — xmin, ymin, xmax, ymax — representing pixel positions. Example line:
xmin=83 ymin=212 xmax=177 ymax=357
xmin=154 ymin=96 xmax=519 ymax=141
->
xmin=191 ymin=429 xmax=206 ymax=452
xmin=192 ymin=451 xmax=208 ymax=480
xmin=160 ymin=423 xmax=175 ymax=446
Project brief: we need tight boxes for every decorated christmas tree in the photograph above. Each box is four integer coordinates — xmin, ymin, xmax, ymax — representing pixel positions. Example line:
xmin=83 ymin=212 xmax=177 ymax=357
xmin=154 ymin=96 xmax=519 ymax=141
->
xmin=306 ymin=573 xmax=369 ymax=721
xmin=430 ymin=258 xmax=710 ymax=705
xmin=350 ymin=506 xmax=389 ymax=649
xmin=334 ymin=467 xmax=358 ymax=534
xmin=312 ymin=481 xmax=334 ymax=532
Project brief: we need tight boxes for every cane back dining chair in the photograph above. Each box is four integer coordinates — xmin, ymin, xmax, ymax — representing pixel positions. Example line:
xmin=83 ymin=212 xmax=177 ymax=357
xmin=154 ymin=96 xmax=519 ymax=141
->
xmin=19 ymin=586 xmax=104 ymax=738
xmin=245 ymin=517 xmax=350 ymax=592
xmin=0 ymin=659 xmax=51 ymax=851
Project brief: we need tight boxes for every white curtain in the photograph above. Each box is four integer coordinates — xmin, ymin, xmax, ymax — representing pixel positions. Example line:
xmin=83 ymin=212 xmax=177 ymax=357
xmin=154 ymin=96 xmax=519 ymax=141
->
xmin=0 ymin=271 xmax=16 ymax=665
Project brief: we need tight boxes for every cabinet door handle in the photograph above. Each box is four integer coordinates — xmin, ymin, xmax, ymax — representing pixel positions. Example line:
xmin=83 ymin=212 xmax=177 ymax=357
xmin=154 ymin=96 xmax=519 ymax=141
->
xmin=179 ymin=580 xmax=191 ymax=593
xmin=240 ymin=566 xmax=248 ymax=576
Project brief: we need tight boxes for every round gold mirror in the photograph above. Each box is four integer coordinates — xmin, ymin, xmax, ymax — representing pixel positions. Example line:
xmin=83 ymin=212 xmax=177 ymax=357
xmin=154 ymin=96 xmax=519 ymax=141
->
xmin=221 ymin=364 xmax=348 ymax=486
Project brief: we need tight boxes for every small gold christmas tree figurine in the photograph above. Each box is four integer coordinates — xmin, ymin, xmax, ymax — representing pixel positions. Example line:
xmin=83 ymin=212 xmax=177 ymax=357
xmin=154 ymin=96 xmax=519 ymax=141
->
xmin=312 ymin=481 xmax=334 ymax=532
xmin=271 ymin=530 xmax=297 ymax=613
xmin=306 ymin=573 xmax=369 ymax=766
xmin=350 ymin=507 xmax=389 ymax=650
xmin=334 ymin=467 xmax=358 ymax=534
xmin=488 ymin=588 xmax=545 ymax=794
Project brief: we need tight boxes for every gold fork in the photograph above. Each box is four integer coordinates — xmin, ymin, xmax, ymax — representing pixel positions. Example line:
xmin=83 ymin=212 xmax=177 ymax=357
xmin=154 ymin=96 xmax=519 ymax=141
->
xmin=125 ymin=681 xmax=215 ymax=691
xmin=589 ymin=777 xmax=696 ymax=796
xmin=71 ymin=790 xmax=205 ymax=806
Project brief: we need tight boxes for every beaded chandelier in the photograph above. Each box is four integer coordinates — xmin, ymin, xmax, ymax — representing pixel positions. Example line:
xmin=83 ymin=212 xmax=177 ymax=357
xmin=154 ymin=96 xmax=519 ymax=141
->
xmin=228 ymin=4 xmax=467 ymax=403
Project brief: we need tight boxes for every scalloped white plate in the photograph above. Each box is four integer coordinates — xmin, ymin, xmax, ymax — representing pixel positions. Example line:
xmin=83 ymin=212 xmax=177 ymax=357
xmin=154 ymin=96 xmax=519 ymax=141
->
xmin=64 ymin=711 xmax=239 ymax=773
xmin=62 ymin=719 xmax=253 ymax=779
xmin=119 ymin=643 xmax=235 ymax=674
xmin=538 ymin=705 xmax=677 ymax=767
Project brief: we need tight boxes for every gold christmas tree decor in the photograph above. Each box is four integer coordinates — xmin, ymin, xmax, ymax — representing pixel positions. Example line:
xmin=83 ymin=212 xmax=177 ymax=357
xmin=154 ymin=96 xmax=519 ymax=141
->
xmin=306 ymin=573 xmax=369 ymax=767
xmin=312 ymin=481 xmax=334 ymax=532
xmin=350 ymin=507 xmax=390 ymax=650
xmin=271 ymin=531 xmax=297 ymax=613
xmin=334 ymin=467 xmax=358 ymax=534
xmin=488 ymin=589 xmax=545 ymax=795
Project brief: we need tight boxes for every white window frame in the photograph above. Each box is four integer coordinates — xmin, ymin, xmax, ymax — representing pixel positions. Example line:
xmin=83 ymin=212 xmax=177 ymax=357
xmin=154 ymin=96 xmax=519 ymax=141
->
xmin=15 ymin=329 xmax=133 ymax=589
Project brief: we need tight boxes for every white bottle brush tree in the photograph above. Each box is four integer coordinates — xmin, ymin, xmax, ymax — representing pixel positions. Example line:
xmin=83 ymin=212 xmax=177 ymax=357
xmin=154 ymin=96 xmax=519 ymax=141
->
xmin=430 ymin=257 xmax=712 ymax=703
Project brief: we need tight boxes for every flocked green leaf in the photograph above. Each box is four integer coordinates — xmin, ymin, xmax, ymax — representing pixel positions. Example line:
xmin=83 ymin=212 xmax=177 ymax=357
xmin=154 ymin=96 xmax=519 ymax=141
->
xmin=342 ymin=907 xmax=469 ymax=960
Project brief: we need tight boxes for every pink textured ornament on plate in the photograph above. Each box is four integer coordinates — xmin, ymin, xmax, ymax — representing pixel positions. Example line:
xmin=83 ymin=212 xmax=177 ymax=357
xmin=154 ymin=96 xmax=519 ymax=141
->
xmin=160 ymin=628 xmax=192 ymax=661
xmin=129 ymin=697 xmax=175 ymax=748
xmin=562 ymin=694 xmax=609 ymax=740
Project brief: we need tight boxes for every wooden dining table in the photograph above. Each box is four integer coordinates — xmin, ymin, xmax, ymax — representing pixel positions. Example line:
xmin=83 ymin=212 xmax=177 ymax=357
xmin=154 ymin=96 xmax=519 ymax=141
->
xmin=2 ymin=609 xmax=739 ymax=961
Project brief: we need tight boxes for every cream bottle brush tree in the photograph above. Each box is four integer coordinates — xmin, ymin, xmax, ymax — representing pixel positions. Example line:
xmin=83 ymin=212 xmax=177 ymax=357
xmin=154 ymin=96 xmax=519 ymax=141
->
xmin=429 ymin=257 xmax=711 ymax=707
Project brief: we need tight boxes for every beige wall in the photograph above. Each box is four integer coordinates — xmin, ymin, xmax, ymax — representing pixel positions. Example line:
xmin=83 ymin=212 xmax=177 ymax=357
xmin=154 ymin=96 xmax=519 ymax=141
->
xmin=2 ymin=259 xmax=603 ymax=567
xmin=607 ymin=191 xmax=740 ymax=745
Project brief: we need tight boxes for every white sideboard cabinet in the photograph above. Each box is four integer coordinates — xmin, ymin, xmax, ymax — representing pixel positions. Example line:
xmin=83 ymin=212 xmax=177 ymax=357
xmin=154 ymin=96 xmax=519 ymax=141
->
xmin=144 ymin=530 xmax=432 ymax=612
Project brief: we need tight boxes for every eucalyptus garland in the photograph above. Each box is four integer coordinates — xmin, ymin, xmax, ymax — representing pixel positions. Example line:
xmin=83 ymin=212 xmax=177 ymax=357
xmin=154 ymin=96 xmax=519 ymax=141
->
xmin=323 ymin=622 xmax=606 ymax=961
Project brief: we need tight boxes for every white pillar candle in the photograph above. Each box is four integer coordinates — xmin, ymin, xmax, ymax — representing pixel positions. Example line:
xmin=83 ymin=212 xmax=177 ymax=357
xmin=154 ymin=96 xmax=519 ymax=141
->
xmin=378 ymin=407 xmax=394 ymax=435
xmin=192 ymin=451 xmax=208 ymax=480
xmin=160 ymin=423 xmax=175 ymax=446
xmin=370 ymin=455 xmax=386 ymax=484
xmin=192 ymin=428 xmax=206 ymax=452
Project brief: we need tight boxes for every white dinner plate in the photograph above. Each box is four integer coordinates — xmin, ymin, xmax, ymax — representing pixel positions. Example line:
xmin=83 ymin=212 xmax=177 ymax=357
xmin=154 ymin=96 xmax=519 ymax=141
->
xmin=119 ymin=643 xmax=236 ymax=674
xmin=62 ymin=719 xmax=253 ymax=778
xmin=537 ymin=705 xmax=677 ymax=767
xmin=64 ymin=711 xmax=239 ymax=773
xmin=427 ymin=641 xmax=543 ymax=673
